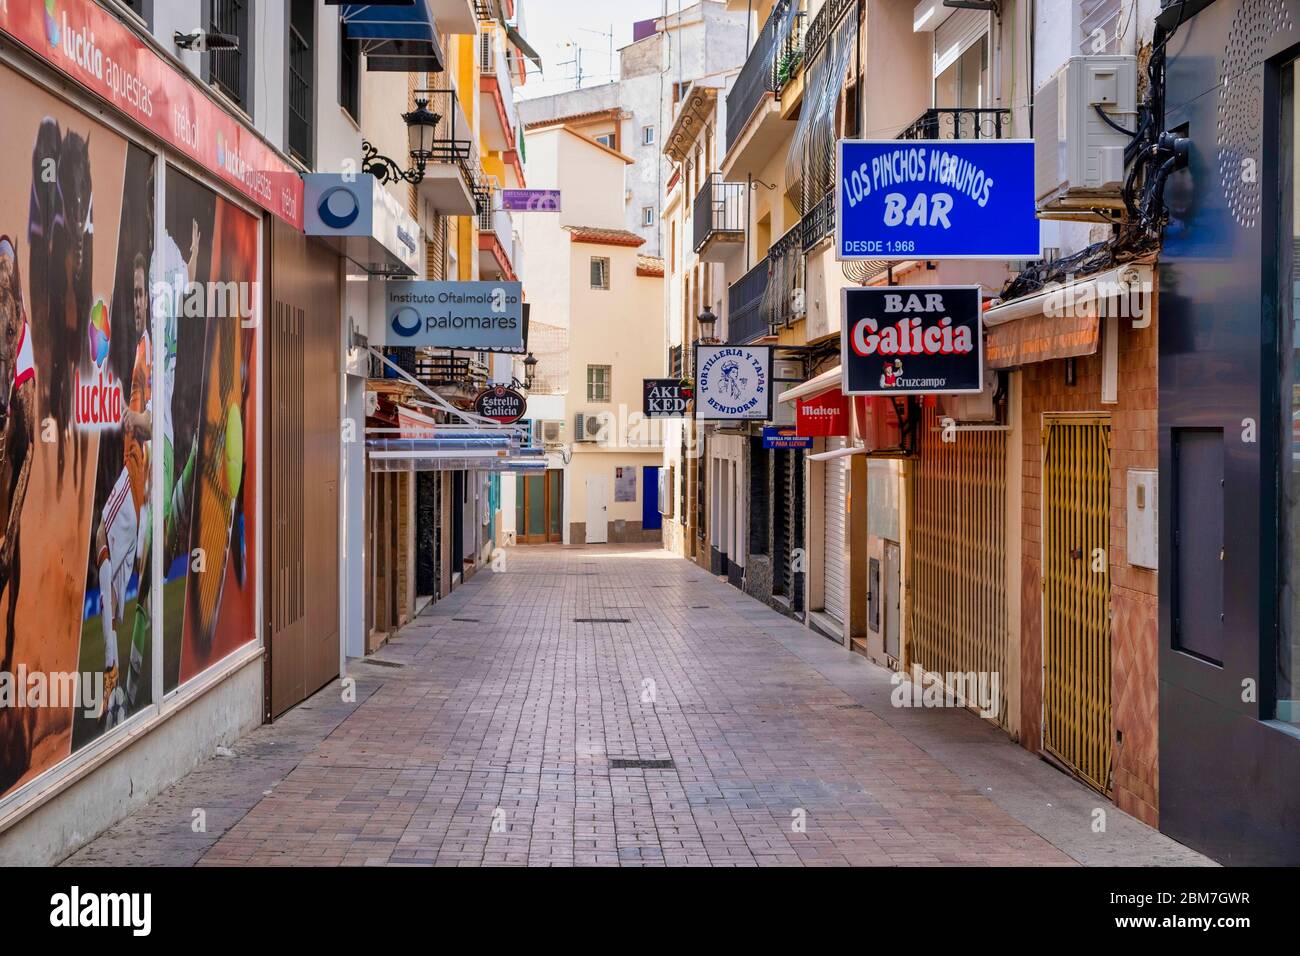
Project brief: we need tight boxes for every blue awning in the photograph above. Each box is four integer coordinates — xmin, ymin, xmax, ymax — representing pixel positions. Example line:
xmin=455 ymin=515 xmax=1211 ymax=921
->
xmin=341 ymin=1 xmax=445 ymax=73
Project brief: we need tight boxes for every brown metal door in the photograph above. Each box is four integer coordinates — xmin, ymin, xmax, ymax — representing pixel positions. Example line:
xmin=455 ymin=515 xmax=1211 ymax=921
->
xmin=266 ymin=220 xmax=341 ymax=718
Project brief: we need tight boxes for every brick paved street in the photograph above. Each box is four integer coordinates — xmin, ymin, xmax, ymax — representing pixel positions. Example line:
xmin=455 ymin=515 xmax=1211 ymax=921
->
xmin=64 ymin=545 xmax=1210 ymax=867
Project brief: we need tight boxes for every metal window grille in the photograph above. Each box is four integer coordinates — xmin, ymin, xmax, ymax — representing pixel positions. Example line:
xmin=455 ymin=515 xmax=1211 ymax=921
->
xmin=208 ymin=0 xmax=248 ymax=107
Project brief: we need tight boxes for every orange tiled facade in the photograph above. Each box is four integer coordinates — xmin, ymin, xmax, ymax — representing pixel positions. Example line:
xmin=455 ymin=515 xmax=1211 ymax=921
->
xmin=1017 ymin=308 xmax=1160 ymax=826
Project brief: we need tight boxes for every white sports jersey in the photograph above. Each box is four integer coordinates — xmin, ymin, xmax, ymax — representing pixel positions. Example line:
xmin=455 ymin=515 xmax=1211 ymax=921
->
xmin=13 ymin=321 xmax=33 ymax=390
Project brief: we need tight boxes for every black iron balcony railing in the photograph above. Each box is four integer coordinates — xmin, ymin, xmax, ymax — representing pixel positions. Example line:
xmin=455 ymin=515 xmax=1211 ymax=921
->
xmin=727 ymin=257 xmax=771 ymax=345
xmin=764 ymin=223 xmax=804 ymax=330
xmin=725 ymin=0 xmax=794 ymax=152
xmin=800 ymin=191 xmax=835 ymax=253
xmin=693 ymin=174 xmax=747 ymax=253
xmin=416 ymin=352 xmax=489 ymax=391
xmin=898 ymin=107 xmax=1012 ymax=141
xmin=208 ymin=0 xmax=248 ymax=106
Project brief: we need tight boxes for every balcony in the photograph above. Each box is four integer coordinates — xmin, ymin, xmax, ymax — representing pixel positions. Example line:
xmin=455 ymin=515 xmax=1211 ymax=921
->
xmin=416 ymin=87 xmax=480 ymax=217
xmin=898 ymin=107 xmax=1012 ymax=141
xmin=800 ymin=190 xmax=835 ymax=253
xmin=429 ymin=0 xmax=478 ymax=35
xmin=416 ymin=351 xmax=489 ymax=397
xmin=721 ymin=0 xmax=801 ymax=179
xmin=727 ymin=257 xmax=771 ymax=345
xmin=480 ymin=33 xmax=520 ymax=153
xmin=477 ymin=197 xmax=518 ymax=281
xmin=693 ymin=175 xmax=746 ymax=262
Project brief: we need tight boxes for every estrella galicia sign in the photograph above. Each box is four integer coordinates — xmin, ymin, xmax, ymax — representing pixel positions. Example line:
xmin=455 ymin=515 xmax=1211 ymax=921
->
xmin=836 ymin=139 xmax=1040 ymax=260
xmin=474 ymin=385 xmax=527 ymax=425
xmin=841 ymin=286 xmax=983 ymax=396
xmin=643 ymin=379 xmax=693 ymax=418
xmin=693 ymin=345 xmax=772 ymax=421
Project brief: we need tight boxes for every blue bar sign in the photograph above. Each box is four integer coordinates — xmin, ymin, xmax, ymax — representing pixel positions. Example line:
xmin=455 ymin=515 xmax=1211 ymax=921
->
xmin=836 ymin=139 xmax=1041 ymax=261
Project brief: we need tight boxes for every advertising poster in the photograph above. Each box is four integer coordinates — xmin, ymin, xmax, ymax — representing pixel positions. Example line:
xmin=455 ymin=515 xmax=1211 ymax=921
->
xmin=841 ymin=286 xmax=984 ymax=396
xmin=615 ymin=467 xmax=636 ymax=503
xmin=0 ymin=64 xmax=140 ymax=793
xmin=161 ymin=168 xmax=258 ymax=694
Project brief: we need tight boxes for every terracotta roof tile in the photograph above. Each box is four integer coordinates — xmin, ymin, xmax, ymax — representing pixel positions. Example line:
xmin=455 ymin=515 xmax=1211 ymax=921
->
xmin=564 ymin=225 xmax=646 ymax=247
xmin=636 ymin=254 xmax=665 ymax=277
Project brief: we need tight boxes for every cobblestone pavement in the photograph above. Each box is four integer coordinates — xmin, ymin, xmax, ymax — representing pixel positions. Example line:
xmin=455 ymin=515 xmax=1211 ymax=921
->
xmin=64 ymin=545 xmax=1211 ymax=867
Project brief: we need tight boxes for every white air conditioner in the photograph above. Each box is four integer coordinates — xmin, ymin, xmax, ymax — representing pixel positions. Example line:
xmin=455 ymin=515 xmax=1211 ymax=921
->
xmin=541 ymin=420 xmax=564 ymax=444
xmin=942 ymin=368 xmax=1000 ymax=424
xmin=575 ymin=413 xmax=604 ymax=443
xmin=1035 ymin=55 xmax=1138 ymax=221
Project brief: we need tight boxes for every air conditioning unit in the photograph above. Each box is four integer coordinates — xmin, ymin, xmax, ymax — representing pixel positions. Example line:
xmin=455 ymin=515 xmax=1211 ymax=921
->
xmin=575 ymin=413 xmax=605 ymax=442
xmin=541 ymin=420 xmax=564 ymax=445
xmin=941 ymin=369 xmax=1001 ymax=424
xmin=1035 ymin=55 xmax=1138 ymax=221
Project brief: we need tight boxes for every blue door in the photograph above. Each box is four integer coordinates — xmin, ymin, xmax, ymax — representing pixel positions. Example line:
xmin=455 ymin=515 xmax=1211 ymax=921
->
xmin=643 ymin=466 xmax=662 ymax=531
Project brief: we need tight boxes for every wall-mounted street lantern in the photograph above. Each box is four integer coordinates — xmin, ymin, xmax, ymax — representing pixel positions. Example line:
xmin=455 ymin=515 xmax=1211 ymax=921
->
xmin=362 ymin=98 xmax=442 ymax=185
xmin=523 ymin=352 xmax=539 ymax=390
xmin=697 ymin=306 xmax=719 ymax=344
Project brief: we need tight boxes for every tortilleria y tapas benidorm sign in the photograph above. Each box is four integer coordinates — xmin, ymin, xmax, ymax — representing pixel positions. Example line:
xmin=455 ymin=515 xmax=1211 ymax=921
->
xmin=0 ymin=0 xmax=303 ymax=229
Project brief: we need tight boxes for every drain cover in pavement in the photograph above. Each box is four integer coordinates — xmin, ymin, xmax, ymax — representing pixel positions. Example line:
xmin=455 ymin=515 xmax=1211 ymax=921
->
xmin=364 ymin=658 xmax=405 ymax=669
xmin=452 ymin=618 xmax=480 ymax=622
xmin=610 ymin=758 xmax=676 ymax=770
xmin=575 ymin=617 xmax=631 ymax=624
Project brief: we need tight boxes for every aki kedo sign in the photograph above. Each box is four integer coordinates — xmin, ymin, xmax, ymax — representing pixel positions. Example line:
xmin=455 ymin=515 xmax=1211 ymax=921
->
xmin=836 ymin=140 xmax=1039 ymax=260
xmin=643 ymin=379 xmax=693 ymax=418
xmin=841 ymin=286 xmax=983 ymax=396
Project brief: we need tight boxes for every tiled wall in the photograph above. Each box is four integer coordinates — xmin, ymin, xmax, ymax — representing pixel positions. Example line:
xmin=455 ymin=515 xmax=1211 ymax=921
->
xmin=1017 ymin=311 xmax=1159 ymax=825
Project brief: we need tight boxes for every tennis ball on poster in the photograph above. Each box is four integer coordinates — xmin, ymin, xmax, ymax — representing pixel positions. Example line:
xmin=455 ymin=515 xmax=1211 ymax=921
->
xmin=224 ymin=404 xmax=244 ymax=499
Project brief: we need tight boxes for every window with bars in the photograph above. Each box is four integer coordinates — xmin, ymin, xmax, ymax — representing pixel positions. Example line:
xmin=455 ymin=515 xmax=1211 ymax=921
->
xmin=590 ymin=257 xmax=610 ymax=290
xmin=207 ymin=0 xmax=251 ymax=109
xmin=339 ymin=19 xmax=360 ymax=123
xmin=287 ymin=0 xmax=314 ymax=164
xmin=586 ymin=365 xmax=612 ymax=403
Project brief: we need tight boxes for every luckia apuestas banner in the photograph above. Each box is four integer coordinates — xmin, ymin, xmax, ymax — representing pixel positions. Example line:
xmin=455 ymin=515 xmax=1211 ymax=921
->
xmin=836 ymin=139 xmax=1040 ymax=260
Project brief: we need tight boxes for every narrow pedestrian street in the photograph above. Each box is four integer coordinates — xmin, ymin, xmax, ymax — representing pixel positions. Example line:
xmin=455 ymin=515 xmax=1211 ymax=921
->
xmin=65 ymin=545 xmax=1208 ymax=868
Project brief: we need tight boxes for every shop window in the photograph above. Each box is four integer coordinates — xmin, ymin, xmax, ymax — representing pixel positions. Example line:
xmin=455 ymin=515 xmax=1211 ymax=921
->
xmin=587 ymin=365 xmax=612 ymax=403
xmin=590 ymin=256 xmax=611 ymax=290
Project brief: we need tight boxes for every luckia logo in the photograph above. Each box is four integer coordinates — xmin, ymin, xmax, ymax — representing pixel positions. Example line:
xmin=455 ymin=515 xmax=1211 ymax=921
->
xmin=75 ymin=299 xmax=124 ymax=430
xmin=44 ymin=0 xmax=60 ymax=47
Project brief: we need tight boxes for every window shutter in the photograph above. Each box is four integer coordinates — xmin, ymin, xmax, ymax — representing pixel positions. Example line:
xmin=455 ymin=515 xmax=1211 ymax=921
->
xmin=934 ymin=8 xmax=989 ymax=78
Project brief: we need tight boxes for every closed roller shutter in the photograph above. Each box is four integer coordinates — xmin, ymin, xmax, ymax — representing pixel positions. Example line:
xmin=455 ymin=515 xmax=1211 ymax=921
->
xmin=823 ymin=438 xmax=847 ymax=623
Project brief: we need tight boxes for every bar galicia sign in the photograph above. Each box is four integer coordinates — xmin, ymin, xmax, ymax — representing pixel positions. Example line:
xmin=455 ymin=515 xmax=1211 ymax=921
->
xmin=841 ymin=286 xmax=983 ymax=396
xmin=378 ymin=281 xmax=525 ymax=352
xmin=836 ymin=139 xmax=1039 ymax=260
xmin=643 ymin=379 xmax=693 ymax=418
xmin=694 ymin=345 xmax=772 ymax=420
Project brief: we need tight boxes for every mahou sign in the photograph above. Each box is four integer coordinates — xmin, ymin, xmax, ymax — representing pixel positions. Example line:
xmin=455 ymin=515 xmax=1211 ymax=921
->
xmin=474 ymin=385 xmax=527 ymax=424
xmin=841 ymin=286 xmax=983 ymax=396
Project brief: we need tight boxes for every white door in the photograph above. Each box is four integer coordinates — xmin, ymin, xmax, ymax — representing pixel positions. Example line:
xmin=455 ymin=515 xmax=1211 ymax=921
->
xmin=823 ymin=439 xmax=848 ymax=623
xmin=586 ymin=474 xmax=608 ymax=543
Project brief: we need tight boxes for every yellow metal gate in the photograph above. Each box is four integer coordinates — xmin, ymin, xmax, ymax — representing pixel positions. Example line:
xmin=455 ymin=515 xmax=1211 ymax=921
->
xmin=909 ymin=404 xmax=1008 ymax=726
xmin=1041 ymin=416 xmax=1113 ymax=794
